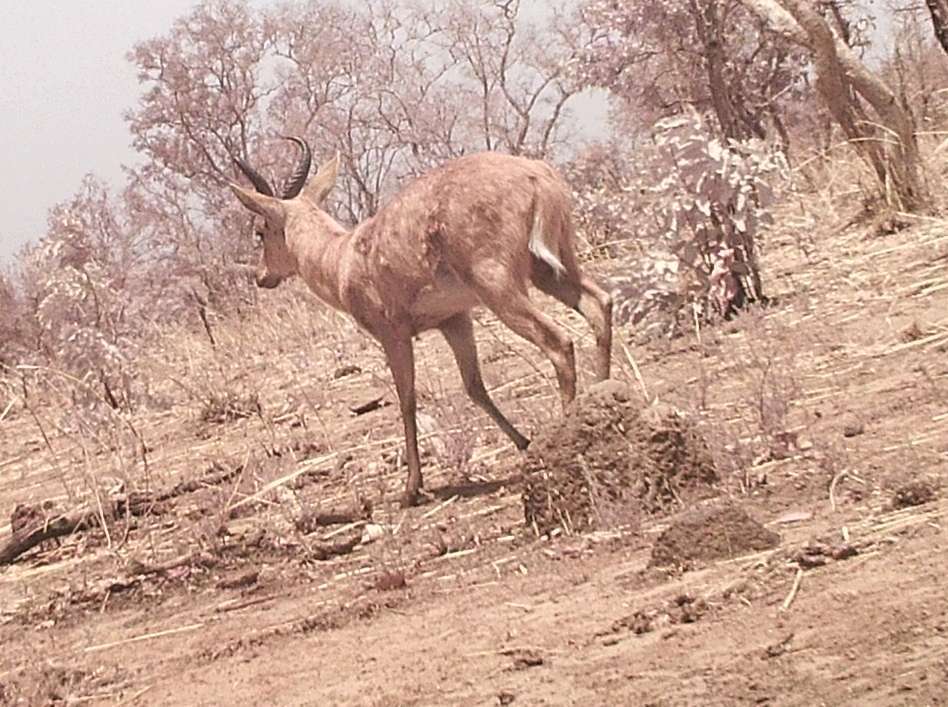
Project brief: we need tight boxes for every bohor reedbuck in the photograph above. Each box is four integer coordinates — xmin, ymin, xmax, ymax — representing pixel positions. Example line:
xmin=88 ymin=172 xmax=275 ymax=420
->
xmin=230 ymin=138 xmax=613 ymax=506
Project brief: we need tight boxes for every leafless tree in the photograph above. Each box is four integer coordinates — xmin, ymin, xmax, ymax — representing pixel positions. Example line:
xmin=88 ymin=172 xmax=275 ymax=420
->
xmin=578 ymin=0 xmax=808 ymax=145
xmin=740 ymin=0 xmax=927 ymax=210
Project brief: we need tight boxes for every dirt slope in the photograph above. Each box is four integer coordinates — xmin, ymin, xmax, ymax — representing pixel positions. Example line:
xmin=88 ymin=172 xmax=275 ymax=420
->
xmin=1 ymin=213 xmax=947 ymax=706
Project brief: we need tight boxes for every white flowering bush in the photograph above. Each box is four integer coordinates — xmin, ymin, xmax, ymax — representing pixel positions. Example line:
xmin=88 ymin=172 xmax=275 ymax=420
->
xmin=611 ymin=112 xmax=788 ymax=337
xmin=25 ymin=178 xmax=149 ymax=410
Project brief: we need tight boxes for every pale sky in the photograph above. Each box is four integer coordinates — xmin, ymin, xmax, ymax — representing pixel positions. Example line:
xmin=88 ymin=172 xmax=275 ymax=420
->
xmin=0 ymin=0 xmax=592 ymax=264
xmin=1 ymin=1 xmax=205 ymax=262
xmin=0 ymin=1 xmax=897 ymax=265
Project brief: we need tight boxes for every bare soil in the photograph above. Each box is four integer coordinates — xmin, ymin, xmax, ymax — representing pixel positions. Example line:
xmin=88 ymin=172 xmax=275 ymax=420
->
xmin=1 ymin=213 xmax=948 ymax=705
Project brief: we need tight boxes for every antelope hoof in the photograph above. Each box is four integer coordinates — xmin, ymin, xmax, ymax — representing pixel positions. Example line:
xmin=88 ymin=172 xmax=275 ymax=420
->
xmin=400 ymin=486 xmax=434 ymax=508
xmin=400 ymin=484 xmax=424 ymax=508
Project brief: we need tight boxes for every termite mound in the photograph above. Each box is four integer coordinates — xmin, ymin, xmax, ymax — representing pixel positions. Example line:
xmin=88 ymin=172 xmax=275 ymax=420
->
xmin=649 ymin=503 xmax=780 ymax=569
xmin=522 ymin=380 xmax=718 ymax=536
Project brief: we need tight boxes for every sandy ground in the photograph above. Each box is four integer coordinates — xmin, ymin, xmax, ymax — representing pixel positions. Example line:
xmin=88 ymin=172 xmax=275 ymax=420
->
xmin=1 ymin=213 xmax=947 ymax=706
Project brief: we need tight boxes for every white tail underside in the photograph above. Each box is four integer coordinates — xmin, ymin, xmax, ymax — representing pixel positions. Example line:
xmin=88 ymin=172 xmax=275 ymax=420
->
xmin=527 ymin=211 xmax=565 ymax=278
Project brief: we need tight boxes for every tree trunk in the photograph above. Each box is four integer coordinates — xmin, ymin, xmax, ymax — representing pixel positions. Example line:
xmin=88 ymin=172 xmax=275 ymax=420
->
xmin=926 ymin=0 xmax=948 ymax=55
xmin=739 ymin=0 xmax=927 ymax=211
xmin=695 ymin=1 xmax=741 ymax=139
xmin=692 ymin=0 xmax=766 ymax=141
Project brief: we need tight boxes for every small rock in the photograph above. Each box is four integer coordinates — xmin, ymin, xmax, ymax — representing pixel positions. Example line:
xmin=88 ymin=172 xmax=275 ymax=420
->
xmin=830 ymin=544 xmax=858 ymax=561
xmin=374 ymin=569 xmax=407 ymax=591
xmin=333 ymin=364 xmax=362 ymax=379
xmin=349 ymin=397 xmax=387 ymax=416
xmin=842 ymin=423 xmax=864 ymax=438
xmin=498 ymin=691 xmax=516 ymax=706
xmin=765 ymin=633 xmax=794 ymax=659
xmin=360 ymin=523 xmax=386 ymax=545
xmin=217 ymin=569 xmax=259 ymax=590
xmin=797 ymin=554 xmax=827 ymax=569
xmin=507 ymin=649 xmax=544 ymax=670
xmin=891 ymin=481 xmax=937 ymax=509
xmin=722 ymin=578 xmax=750 ymax=598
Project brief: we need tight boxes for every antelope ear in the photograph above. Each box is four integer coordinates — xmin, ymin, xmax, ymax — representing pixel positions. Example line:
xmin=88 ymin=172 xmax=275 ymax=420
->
xmin=302 ymin=152 xmax=340 ymax=206
xmin=230 ymin=184 xmax=286 ymax=224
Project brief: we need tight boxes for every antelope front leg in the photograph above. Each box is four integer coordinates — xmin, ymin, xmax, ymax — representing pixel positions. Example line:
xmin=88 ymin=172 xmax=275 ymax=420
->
xmin=381 ymin=335 xmax=424 ymax=507
xmin=439 ymin=312 xmax=530 ymax=450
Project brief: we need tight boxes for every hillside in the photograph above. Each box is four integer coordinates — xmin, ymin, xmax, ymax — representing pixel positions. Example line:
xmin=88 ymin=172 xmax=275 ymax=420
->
xmin=1 ymin=199 xmax=947 ymax=705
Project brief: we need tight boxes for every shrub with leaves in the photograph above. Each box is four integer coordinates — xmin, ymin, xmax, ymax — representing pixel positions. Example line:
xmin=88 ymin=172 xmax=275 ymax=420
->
xmin=25 ymin=177 xmax=151 ymax=410
xmin=613 ymin=112 xmax=787 ymax=337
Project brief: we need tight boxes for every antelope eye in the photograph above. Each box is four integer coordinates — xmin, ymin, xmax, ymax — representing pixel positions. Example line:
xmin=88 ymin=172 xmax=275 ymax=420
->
xmin=254 ymin=230 xmax=265 ymax=245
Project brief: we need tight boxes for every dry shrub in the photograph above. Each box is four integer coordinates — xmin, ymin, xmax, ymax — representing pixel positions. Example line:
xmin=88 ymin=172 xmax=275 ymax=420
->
xmin=686 ymin=306 xmax=810 ymax=494
xmin=5 ymin=366 xmax=150 ymax=510
xmin=0 ymin=646 xmax=127 ymax=706
xmin=416 ymin=378 xmax=482 ymax=482
xmin=199 ymin=390 xmax=261 ymax=425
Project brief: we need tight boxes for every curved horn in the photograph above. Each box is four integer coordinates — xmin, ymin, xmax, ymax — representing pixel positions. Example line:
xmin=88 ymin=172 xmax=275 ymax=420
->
xmin=234 ymin=157 xmax=275 ymax=197
xmin=280 ymin=136 xmax=312 ymax=199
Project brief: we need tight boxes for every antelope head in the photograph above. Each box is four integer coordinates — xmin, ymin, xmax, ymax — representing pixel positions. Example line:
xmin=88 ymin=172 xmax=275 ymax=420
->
xmin=230 ymin=137 xmax=339 ymax=289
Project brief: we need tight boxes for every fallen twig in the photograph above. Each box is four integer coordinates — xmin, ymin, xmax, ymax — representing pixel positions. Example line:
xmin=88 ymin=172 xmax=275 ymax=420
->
xmin=83 ymin=622 xmax=205 ymax=653
xmin=119 ymin=462 xmax=243 ymax=517
xmin=780 ymin=569 xmax=804 ymax=612
xmin=0 ymin=511 xmax=96 ymax=565
xmin=215 ymin=594 xmax=277 ymax=614
xmin=829 ymin=470 xmax=848 ymax=512
xmin=620 ymin=341 xmax=649 ymax=401
xmin=421 ymin=494 xmax=459 ymax=520
xmin=117 ymin=684 xmax=154 ymax=706
xmin=0 ymin=397 xmax=14 ymax=423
